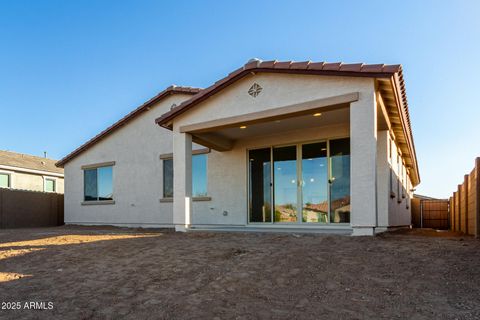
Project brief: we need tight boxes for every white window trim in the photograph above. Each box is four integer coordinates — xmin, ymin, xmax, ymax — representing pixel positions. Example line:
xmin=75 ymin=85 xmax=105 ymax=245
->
xmin=0 ymin=170 xmax=13 ymax=189
xmin=43 ymin=176 xmax=57 ymax=193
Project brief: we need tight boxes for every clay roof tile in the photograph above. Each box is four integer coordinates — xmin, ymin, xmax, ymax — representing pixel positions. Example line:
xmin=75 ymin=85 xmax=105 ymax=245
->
xmin=322 ymin=62 xmax=342 ymax=70
xmin=339 ymin=63 xmax=364 ymax=72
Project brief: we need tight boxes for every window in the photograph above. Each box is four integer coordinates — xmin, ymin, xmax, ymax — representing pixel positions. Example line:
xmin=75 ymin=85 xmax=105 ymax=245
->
xmin=84 ymin=166 xmax=113 ymax=201
xmin=389 ymin=137 xmax=392 ymax=159
xmin=0 ymin=173 xmax=10 ymax=188
xmin=192 ymin=154 xmax=207 ymax=197
xmin=163 ymin=159 xmax=173 ymax=198
xmin=45 ymin=178 xmax=56 ymax=193
xmin=397 ymin=154 xmax=402 ymax=203
xmin=163 ymin=154 xmax=208 ymax=198
xmin=389 ymin=166 xmax=395 ymax=198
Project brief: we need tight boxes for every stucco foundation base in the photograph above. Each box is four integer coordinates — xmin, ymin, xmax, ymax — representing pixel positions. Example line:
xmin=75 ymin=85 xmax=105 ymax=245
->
xmin=189 ymin=224 xmax=353 ymax=234
xmin=375 ymin=225 xmax=412 ymax=234
xmin=175 ymin=225 xmax=190 ymax=232
xmin=65 ymin=222 xmax=175 ymax=229
xmin=374 ymin=227 xmax=389 ymax=234
xmin=351 ymin=227 xmax=376 ymax=236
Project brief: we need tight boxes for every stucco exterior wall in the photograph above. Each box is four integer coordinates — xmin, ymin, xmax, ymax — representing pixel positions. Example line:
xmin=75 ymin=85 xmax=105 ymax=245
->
xmin=12 ymin=171 xmax=44 ymax=192
xmin=63 ymin=94 xmax=195 ymax=227
xmin=63 ymin=72 xmax=415 ymax=232
xmin=172 ymin=73 xmax=378 ymax=232
xmin=173 ymin=73 xmax=373 ymax=127
xmin=0 ymin=169 xmax=64 ymax=193
xmin=376 ymin=130 xmax=390 ymax=228
xmin=387 ymin=133 xmax=412 ymax=226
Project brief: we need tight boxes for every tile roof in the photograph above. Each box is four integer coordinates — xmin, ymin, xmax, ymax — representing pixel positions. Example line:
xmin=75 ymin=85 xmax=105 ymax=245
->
xmin=154 ymin=59 xmax=418 ymax=185
xmin=155 ymin=60 xmax=406 ymax=129
xmin=0 ymin=150 xmax=63 ymax=174
xmin=56 ymin=85 xmax=201 ymax=167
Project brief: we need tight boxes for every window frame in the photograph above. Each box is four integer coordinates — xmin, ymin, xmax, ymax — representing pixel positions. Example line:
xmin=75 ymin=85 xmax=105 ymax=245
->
xmin=160 ymin=149 xmax=210 ymax=201
xmin=81 ymin=162 xmax=115 ymax=205
xmin=162 ymin=158 xmax=174 ymax=199
xmin=0 ymin=171 xmax=12 ymax=189
xmin=43 ymin=176 xmax=57 ymax=193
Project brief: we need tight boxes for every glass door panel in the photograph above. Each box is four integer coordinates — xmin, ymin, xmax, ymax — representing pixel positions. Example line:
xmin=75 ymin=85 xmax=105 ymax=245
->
xmin=301 ymin=142 xmax=328 ymax=223
xmin=329 ymin=138 xmax=351 ymax=223
xmin=273 ymin=146 xmax=298 ymax=222
xmin=248 ymin=148 xmax=272 ymax=222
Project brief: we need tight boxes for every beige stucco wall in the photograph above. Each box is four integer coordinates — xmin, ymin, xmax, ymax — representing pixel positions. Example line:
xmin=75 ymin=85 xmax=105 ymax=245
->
xmin=172 ymin=73 xmax=380 ymax=234
xmin=387 ymin=132 xmax=413 ymax=226
xmin=173 ymin=73 xmax=372 ymax=127
xmin=63 ymin=72 xmax=414 ymax=233
xmin=63 ymin=94 xmax=196 ymax=227
xmin=377 ymin=130 xmax=390 ymax=228
xmin=0 ymin=169 xmax=64 ymax=193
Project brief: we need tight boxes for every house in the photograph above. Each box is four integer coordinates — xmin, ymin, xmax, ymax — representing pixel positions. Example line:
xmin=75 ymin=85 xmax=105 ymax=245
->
xmin=57 ymin=59 xmax=420 ymax=236
xmin=0 ymin=150 xmax=64 ymax=193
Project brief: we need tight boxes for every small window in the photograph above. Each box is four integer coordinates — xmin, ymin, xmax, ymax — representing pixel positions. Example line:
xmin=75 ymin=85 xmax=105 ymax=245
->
xmin=45 ymin=178 xmax=56 ymax=192
xmin=389 ymin=137 xmax=392 ymax=159
xmin=0 ymin=173 xmax=10 ymax=188
xmin=192 ymin=154 xmax=207 ymax=197
xmin=84 ymin=166 xmax=113 ymax=201
xmin=389 ymin=166 xmax=395 ymax=198
xmin=163 ymin=159 xmax=173 ymax=198
xmin=163 ymin=154 xmax=208 ymax=198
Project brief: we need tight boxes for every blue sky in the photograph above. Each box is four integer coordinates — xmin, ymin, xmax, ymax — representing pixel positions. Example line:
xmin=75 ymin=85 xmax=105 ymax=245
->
xmin=1 ymin=0 xmax=479 ymax=198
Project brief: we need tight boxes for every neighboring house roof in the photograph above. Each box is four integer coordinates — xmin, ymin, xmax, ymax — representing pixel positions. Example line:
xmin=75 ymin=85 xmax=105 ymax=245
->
xmin=413 ymin=194 xmax=447 ymax=201
xmin=155 ymin=59 xmax=419 ymax=186
xmin=56 ymin=85 xmax=201 ymax=167
xmin=0 ymin=150 xmax=63 ymax=175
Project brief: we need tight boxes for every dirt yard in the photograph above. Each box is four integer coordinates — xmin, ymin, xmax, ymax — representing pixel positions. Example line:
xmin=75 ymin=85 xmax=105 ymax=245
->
xmin=0 ymin=227 xmax=479 ymax=319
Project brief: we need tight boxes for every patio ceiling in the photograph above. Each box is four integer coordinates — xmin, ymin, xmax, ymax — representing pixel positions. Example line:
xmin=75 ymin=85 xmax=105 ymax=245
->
xmin=376 ymin=77 xmax=419 ymax=186
xmin=180 ymin=92 xmax=358 ymax=152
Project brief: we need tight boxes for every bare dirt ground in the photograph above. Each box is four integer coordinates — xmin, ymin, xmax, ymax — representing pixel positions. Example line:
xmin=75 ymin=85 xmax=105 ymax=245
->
xmin=0 ymin=226 xmax=479 ymax=320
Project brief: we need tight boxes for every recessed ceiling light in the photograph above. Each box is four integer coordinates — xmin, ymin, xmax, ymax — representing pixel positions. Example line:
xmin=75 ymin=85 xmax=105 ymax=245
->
xmin=313 ymin=113 xmax=322 ymax=117
xmin=240 ymin=125 xmax=247 ymax=129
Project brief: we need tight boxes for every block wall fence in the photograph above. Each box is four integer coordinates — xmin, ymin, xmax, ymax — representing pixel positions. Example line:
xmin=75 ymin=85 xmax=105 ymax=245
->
xmin=449 ymin=157 xmax=480 ymax=238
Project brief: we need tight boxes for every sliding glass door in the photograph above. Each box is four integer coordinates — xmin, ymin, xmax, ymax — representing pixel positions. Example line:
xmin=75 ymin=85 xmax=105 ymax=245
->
xmin=248 ymin=138 xmax=350 ymax=224
xmin=248 ymin=148 xmax=272 ymax=222
xmin=273 ymin=146 xmax=298 ymax=222
xmin=329 ymin=138 xmax=351 ymax=223
xmin=301 ymin=142 xmax=328 ymax=223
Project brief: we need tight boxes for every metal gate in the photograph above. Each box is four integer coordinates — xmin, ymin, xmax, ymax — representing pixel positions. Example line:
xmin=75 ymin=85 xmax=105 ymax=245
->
xmin=420 ymin=199 xmax=450 ymax=229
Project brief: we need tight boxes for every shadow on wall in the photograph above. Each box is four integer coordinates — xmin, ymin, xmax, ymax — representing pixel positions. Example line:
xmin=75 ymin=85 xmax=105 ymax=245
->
xmin=388 ymin=166 xmax=411 ymax=210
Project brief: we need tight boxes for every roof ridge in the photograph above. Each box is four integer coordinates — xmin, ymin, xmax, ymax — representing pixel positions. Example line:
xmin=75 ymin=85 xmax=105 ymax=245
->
xmin=0 ymin=149 xmax=58 ymax=162
xmin=156 ymin=60 xmax=404 ymax=127
xmin=56 ymin=85 xmax=201 ymax=167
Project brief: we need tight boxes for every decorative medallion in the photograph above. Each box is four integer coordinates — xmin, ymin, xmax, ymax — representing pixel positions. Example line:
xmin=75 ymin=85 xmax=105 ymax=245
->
xmin=248 ymin=83 xmax=262 ymax=98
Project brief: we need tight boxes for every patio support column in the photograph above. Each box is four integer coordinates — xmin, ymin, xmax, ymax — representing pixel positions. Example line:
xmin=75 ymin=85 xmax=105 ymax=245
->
xmin=376 ymin=130 xmax=390 ymax=231
xmin=173 ymin=130 xmax=192 ymax=232
xmin=350 ymin=90 xmax=378 ymax=236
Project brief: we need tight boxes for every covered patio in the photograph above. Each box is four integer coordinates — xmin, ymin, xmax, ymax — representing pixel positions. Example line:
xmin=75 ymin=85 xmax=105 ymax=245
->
xmin=155 ymin=60 xmax=419 ymax=236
